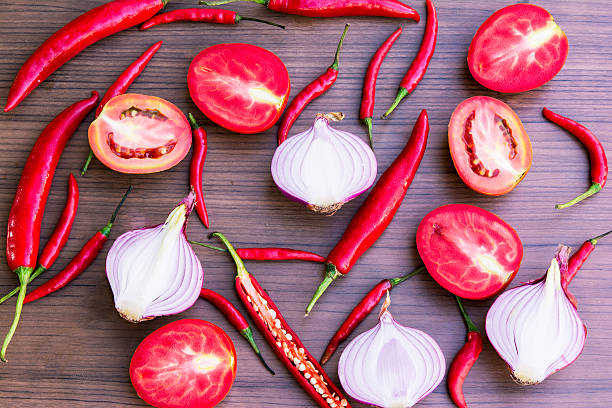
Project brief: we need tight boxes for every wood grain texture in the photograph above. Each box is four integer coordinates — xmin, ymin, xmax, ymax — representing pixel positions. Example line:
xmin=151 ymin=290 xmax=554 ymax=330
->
xmin=1 ymin=0 xmax=611 ymax=406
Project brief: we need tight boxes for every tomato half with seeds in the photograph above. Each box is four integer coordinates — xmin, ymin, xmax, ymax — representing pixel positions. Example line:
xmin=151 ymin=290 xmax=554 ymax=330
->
xmin=468 ymin=4 xmax=568 ymax=93
xmin=130 ymin=319 xmax=237 ymax=408
xmin=416 ymin=204 xmax=523 ymax=300
xmin=449 ymin=96 xmax=532 ymax=196
xmin=188 ymin=43 xmax=290 ymax=134
xmin=89 ymin=94 xmax=191 ymax=174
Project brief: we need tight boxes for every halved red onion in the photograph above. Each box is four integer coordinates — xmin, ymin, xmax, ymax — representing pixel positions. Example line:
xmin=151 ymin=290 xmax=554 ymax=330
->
xmin=106 ymin=192 xmax=203 ymax=323
xmin=271 ymin=113 xmax=377 ymax=215
xmin=338 ymin=294 xmax=445 ymax=407
xmin=486 ymin=246 xmax=586 ymax=385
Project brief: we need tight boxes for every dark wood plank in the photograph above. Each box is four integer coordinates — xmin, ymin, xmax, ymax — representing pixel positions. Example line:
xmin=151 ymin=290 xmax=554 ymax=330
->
xmin=1 ymin=0 xmax=611 ymax=406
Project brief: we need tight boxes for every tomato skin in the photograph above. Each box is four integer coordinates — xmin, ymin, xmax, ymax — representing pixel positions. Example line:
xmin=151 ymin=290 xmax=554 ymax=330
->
xmin=130 ymin=319 xmax=237 ymax=408
xmin=416 ymin=204 xmax=523 ymax=300
xmin=188 ymin=43 xmax=290 ymax=134
xmin=89 ymin=94 xmax=192 ymax=174
xmin=468 ymin=4 xmax=568 ymax=93
xmin=448 ymin=96 xmax=532 ymax=196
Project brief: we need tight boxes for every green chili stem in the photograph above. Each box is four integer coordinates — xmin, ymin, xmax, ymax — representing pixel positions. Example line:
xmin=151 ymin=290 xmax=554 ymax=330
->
xmin=589 ymin=228 xmax=612 ymax=245
xmin=330 ymin=24 xmax=350 ymax=71
xmin=388 ymin=265 xmax=425 ymax=287
xmin=556 ymin=182 xmax=602 ymax=209
xmin=455 ymin=295 xmax=479 ymax=333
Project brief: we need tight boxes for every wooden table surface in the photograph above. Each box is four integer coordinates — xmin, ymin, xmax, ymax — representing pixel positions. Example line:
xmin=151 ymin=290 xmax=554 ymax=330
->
xmin=1 ymin=0 xmax=611 ymax=406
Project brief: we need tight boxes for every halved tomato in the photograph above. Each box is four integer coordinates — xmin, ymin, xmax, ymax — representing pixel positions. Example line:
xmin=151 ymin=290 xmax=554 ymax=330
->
xmin=448 ymin=96 xmax=532 ymax=196
xmin=468 ymin=4 xmax=568 ymax=93
xmin=188 ymin=43 xmax=290 ymax=134
xmin=130 ymin=319 xmax=237 ymax=408
xmin=416 ymin=204 xmax=523 ymax=300
xmin=89 ymin=94 xmax=191 ymax=174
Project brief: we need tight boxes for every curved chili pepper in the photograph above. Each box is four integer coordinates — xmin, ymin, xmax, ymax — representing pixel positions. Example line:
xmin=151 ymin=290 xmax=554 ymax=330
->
xmin=199 ymin=288 xmax=275 ymax=374
xmin=2 ymin=92 xmax=98 ymax=362
xmin=187 ymin=114 xmax=210 ymax=228
xmin=383 ymin=0 xmax=437 ymax=118
xmin=201 ymin=0 xmax=419 ymax=20
xmin=320 ymin=266 xmax=423 ymax=365
xmin=277 ymin=24 xmax=349 ymax=145
xmin=81 ymin=41 xmax=163 ymax=176
xmin=306 ymin=109 xmax=429 ymax=315
xmin=23 ymin=186 xmax=131 ymax=305
xmin=140 ymin=8 xmax=285 ymax=30
xmin=4 ymin=0 xmax=167 ymax=112
xmin=360 ymin=27 xmax=402 ymax=149
xmin=542 ymin=107 xmax=608 ymax=209
xmin=211 ymin=232 xmax=351 ymax=408
xmin=189 ymin=240 xmax=326 ymax=262
xmin=448 ymin=296 xmax=482 ymax=408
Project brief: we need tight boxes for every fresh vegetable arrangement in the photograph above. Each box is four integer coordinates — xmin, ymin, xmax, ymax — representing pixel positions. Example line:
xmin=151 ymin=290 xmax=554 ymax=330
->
xmin=1 ymin=0 xmax=611 ymax=407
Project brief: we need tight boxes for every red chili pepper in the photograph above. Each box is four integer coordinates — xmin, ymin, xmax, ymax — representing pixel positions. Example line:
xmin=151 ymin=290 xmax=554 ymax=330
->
xmin=2 ymin=92 xmax=98 ymax=361
xmin=187 ymin=114 xmax=210 ymax=228
xmin=211 ymin=232 xmax=351 ymax=408
xmin=140 ymin=8 xmax=285 ymax=30
xmin=360 ymin=27 xmax=402 ymax=149
xmin=306 ymin=109 xmax=429 ymax=315
xmin=189 ymin=240 xmax=326 ymax=262
xmin=80 ymin=41 xmax=163 ymax=176
xmin=23 ymin=186 xmax=132 ymax=305
xmin=277 ymin=24 xmax=349 ymax=146
xmin=383 ymin=0 xmax=437 ymax=118
xmin=4 ymin=0 xmax=167 ymax=112
xmin=542 ymin=107 xmax=608 ymax=209
xmin=320 ymin=266 xmax=423 ymax=365
xmin=199 ymin=288 xmax=274 ymax=374
xmin=448 ymin=296 xmax=482 ymax=408
xmin=201 ymin=0 xmax=420 ymax=20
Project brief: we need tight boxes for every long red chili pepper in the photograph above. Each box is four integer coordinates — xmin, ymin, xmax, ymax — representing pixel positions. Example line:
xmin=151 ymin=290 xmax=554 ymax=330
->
xmin=140 ymin=8 xmax=285 ymax=29
xmin=383 ymin=0 xmax=437 ymax=118
xmin=199 ymin=288 xmax=275 ymax=374
xmin=448 ymin=296 xmax=482 ymax=408
xmin=189 ymin=240 xmax=326 ymax=262
xmin=306 ymin=109 xmax=429 ymax=315
xmin=277 ymin=24 xmax=349 ymax=146
xmin=23 ymin=186 xmax=132 ymax=305
xmin=211 ymin=232 xmax=351 ymax=408
xmin=81 ymin=41 xmax=163 ymax=176
xmin=4 ymin=0 xmax=167 ymax=112
xmin=201 ymin=0 xmax=420 ymax=20
xmin=542 ymin=107 xmax=608 ymax=209
xmin=187 ymin=114 xmax=209 ymax=228
xmin=360 ymin=27 xmax=402 ymax=149
xmin=2 ymin=92 xmax=98 ymax=361
xmin=320 ymin=265 xmax=423 ymax=365
xmin=0 ymin=174 xmax=79 ymax=305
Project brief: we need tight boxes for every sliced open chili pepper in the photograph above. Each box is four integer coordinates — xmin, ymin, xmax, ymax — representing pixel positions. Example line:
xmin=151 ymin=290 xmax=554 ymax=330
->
xmin=360 ymin=27 xmax=402 ymax=149
xmin=320 ymin=266 xmax=423 ymax=365
xmin=81 ymin=41 xmax=163 ymax=175
xmin=306 ymin=109 xmax=429 ymax=315
xmin=2 ymin=92 xmax=98 ymax=362
xmin=140 ymin=8 xmax=285 ymax=30
xmin=4 ymin=0 xmax=167 ymax=112
xmin=542 ymin=107 xmax=608 ymax=209
xmin=190 ymin=240 xmax=326 ymax=262
xmin=199 ymin=288 xmax=274 ymax=374
xmin=277 ymin=24 xmax=349 ymax=146
xmin=23 ymin=186 xmax=131 ymax=305
xmin=188 ymin=114 xmax=209 ymax=228
xmin=211 ymin=232 xmax=351 ymax=408
xmin=383 ymin=0 xmax=437 ymax=118
xmin=448 ymin=295 xmax=482 ymax=408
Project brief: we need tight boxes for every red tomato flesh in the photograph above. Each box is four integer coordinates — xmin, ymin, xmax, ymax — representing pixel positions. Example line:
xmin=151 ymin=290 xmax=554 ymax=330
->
xmin=130 ymin=319 xmax=237 ymax=408
xmin=448 ymin=96 xmax=532 ymax=196
xmin=468 ymin=4 xmax=568 ymax=93
xmin=416 ymin=204 xmax=523 ymax=300
xmin=89 ymin=94 xmax=192 ymax=174
xmin=188 ymin=43 xmax=290 ymax=134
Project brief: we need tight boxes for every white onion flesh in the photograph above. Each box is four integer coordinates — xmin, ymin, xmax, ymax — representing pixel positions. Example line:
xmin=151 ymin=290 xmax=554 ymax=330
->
xmin=338 ymin=305 xmax=445 ymax=407
xmin=106 ymin=193 xmax=203 ymax=322
xmin=486 ymin=246 xmax=586 ymax=385
xmin=271 ymin=115 xmax=377 ymax=214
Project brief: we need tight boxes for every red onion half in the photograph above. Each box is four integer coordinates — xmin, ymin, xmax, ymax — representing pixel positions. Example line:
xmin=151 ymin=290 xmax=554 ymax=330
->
xmin=271 ymin=113 xmax=377 ymax=215
xmin=106 ymin=192 xmax=203 ymax=322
